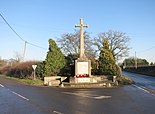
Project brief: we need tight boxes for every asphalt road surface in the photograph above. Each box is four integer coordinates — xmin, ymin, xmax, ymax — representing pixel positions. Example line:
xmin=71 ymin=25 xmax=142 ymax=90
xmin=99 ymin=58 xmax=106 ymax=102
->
xmin=0 ymin=74 xmax=155 ymax=114
xmin=123 ymin=71 xmax=155 ymax=93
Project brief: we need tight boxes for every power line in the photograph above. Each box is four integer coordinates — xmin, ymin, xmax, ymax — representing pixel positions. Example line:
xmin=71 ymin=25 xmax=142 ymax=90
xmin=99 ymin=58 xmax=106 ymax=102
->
xmin=23 ymin=41 xmax=27 ymax=61
xmin=27 ymin=42 xmax=47 ymax=50
xmin=137 ymin=46 xmax=155 ymax=54
xmin=0 ymin=13 xmax=25 ymax=42
xmin=0 ymin=13 xmax=47 ymax=50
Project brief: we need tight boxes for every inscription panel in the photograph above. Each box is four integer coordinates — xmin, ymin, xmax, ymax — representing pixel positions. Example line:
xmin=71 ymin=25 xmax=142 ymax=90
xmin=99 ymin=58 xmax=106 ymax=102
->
xmin=77 ymin=62 xmax=88 ymax=74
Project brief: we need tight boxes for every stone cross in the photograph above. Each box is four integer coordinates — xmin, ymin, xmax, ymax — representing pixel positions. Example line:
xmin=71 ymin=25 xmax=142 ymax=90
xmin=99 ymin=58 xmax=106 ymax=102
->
xmin=75 ymin=18 xmax=88 ymax=58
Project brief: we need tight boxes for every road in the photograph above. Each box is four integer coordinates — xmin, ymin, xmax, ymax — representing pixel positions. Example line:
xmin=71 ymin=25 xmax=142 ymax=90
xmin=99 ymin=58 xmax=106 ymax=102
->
xmin=123 ymin=71 xmax=155 ymax=93
xmin=0 ymin=74 xmax=155 ymax=114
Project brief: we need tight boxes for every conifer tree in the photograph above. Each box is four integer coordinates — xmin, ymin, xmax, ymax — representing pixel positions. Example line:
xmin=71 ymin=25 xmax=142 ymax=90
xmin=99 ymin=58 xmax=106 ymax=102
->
xmin=99 ymin=38 xmax=117 ymax=75
xmin=43 ymin=39 xmax=66 ymax=76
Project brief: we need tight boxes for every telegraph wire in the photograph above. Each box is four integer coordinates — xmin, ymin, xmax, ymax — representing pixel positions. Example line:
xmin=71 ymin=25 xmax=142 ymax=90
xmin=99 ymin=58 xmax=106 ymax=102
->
xmin=1 ymin=13 xmax=155 ymax=54
xmin=130 ymin=46 xmax=155 ymax=57
xmin=27 ymin=42 xmax=47 ymax=50
xmin=0 ymin=13 xmax=47 ymax=50
xmin=137 ymin=46 xmax=155 ymax=54
xmin=0 ymin=13 xmax=25 ymax=42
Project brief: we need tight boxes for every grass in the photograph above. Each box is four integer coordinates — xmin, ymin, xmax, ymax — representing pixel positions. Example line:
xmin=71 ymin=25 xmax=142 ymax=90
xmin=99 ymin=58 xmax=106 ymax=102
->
xmin=0 ymin=75 xmax=43 ymax=86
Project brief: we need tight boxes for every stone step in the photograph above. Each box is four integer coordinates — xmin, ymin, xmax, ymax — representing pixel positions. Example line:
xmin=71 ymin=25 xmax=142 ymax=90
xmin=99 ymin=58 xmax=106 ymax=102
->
xmin=61 ymin=81 xmax=117 ymax=88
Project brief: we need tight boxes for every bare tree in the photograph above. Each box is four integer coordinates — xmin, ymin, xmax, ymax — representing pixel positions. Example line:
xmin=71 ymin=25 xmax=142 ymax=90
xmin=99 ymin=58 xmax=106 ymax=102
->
xmin=57 ymin=30 xmax=96 ymax=59
xmin=14 ymin=51 xmax=22 ymax=62
xmin=94 ymin=30 xmax=130 ymax=60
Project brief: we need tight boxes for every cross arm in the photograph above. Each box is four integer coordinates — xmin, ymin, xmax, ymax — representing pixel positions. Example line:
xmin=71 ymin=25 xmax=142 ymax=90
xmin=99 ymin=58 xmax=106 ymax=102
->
xmin=75 ymin=24 xmax=81 ymax=27
xmin=83 ymin=24 xmax=88 ymax=28
xmin=75 ymin=24 xmax=88 ymax=28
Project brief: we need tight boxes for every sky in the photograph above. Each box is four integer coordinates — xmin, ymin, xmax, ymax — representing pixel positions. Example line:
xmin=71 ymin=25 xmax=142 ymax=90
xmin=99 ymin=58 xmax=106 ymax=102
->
xmin=0 ymin=0 xmax=155 ymax=63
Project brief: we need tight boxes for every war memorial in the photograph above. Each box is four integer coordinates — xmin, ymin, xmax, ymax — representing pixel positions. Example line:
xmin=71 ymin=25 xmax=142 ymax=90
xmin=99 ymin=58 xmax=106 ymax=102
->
xmin=44 ymin=18 xmax=117 ymax=88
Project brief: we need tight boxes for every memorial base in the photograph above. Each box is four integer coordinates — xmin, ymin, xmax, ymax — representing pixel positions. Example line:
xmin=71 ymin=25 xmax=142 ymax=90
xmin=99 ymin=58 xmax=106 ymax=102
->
xmin=75 ymin=58 xmax=91 ymax=79
xmin=61 ymin=76 xmax=118 ymax=88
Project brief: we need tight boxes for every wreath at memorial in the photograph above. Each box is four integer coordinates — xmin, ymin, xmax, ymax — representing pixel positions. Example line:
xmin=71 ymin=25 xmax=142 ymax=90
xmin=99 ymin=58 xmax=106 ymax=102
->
xmin=76 ymin=74 xmax=89 ymax=78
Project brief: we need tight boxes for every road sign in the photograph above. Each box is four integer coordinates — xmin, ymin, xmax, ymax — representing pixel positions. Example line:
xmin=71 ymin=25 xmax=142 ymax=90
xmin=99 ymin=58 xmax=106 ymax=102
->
xmin=32 ymin=65 xmax=37 ymax=80
xmin=32 ymin=65 xmax=37 ymax=70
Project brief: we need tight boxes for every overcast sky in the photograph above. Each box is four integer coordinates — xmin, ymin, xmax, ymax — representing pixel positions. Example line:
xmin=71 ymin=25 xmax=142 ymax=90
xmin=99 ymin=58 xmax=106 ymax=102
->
xmin=0 ymin=0 xmax=155 ymax=62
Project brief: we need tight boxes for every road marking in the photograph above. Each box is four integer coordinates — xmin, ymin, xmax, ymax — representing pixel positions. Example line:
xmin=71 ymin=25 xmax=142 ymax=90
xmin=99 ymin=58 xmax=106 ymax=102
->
xmin=11 ymin=91 xmax=29 ymax=101
xmin=0 ymin=84 xmax=4 ymax=87
xmin=0 ymin=83 xmax=30 ymax=101
xmin=63 ymin=92 xmax=93 ymax=99
xmin=93 ymin=96 xmax=111 ymax=99
xmin=132 ymin=84 xmax=150 ymax=93
xmin=53 ymin=111 xmax=62 ymax=114
xmin=63 ymin=92 xmax=111 ymax=100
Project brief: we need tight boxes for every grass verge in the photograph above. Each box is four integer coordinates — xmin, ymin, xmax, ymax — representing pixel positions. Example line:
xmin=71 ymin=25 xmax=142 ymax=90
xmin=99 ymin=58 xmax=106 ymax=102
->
xmin=0 ymin=75 xmax=43 ymax=86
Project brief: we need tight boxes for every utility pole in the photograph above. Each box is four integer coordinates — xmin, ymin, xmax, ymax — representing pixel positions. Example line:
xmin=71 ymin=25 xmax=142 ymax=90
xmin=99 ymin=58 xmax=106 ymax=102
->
xmin=23 ymin=41 xmax=27 ymax=62
xmin=123 ymin=60 xmax=126 ymax=69
xmin=135 ymin=51 xmax=137 ymax=69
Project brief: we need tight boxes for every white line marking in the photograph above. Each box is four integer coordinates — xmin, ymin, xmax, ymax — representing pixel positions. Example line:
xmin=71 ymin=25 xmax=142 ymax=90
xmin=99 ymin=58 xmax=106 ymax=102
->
xmin=0 ymin=83 xmax=30 ymax=100
xmin=93 ymin=96 xmax=112 ymax=99
xmin=53 ymin=111 xmax=62 ymax=114
xmin=63 ymin=92 xmax=111 ymax=100
xmin=0 ymin=84 xmax=4 ymax=87
xmin=63 ymin=92 xmax=92 ymax=98
xmin=11 ymin=91 xmax=29 ymax=101
xmin=132 ymin=84 xmax=150 ymax=93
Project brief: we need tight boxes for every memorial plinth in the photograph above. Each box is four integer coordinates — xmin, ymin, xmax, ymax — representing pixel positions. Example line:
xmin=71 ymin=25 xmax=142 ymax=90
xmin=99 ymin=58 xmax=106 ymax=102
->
xmin=75 ymin=58 xmax=91 ymax=83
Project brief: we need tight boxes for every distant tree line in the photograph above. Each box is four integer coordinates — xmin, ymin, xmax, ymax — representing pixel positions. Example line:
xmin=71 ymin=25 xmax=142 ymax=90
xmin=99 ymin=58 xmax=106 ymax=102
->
xmin=123 ymin=57 xmax=150 ymax=68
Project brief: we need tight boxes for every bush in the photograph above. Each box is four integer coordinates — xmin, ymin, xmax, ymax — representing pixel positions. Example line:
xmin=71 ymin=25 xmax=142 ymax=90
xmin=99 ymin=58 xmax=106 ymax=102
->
xmin=117 ymin=76 xmax=134 ymax=85
xmin=0 ymin=66 xmax=11 ymax=75
xmin=99 ymin=38 xmax=117 ymax=75
xmin=6 ymin=61 xmax=38 ymax=79
xmin=37 ymin=39 xmax=66 ymax=77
